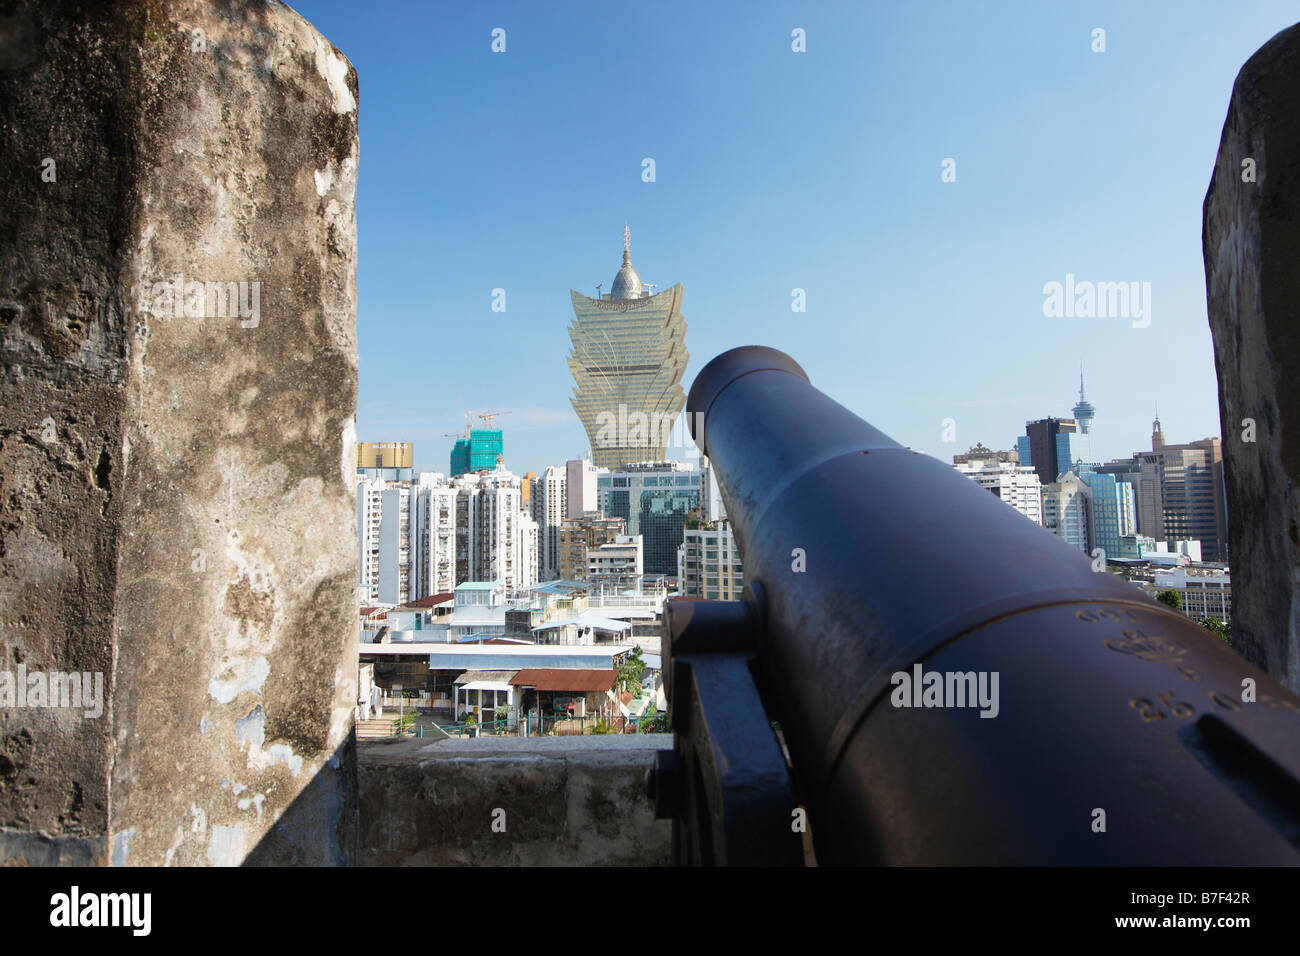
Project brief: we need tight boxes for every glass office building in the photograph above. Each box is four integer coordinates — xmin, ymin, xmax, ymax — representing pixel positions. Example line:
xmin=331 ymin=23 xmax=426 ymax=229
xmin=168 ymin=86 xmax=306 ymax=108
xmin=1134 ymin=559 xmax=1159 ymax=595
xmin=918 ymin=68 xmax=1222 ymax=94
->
xmin=597 ymin=464 xmax=701 ymax=575
xmin=1082 ymin=471 xmax=1137 ymax=561
xmin=1055 ymin=430 xmax=1093 ymax=478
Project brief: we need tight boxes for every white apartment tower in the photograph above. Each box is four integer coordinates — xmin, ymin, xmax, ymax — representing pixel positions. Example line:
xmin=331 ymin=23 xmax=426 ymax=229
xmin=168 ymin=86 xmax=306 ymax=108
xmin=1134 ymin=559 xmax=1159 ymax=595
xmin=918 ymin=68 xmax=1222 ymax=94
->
xmin=954 ymin=459 xmax=1043 ymax=526
xmin=678 ymin=517 xmax=744 ymax=601
xmin=454 ymin=469 xmax=540 ymax=592
xmin=356 ymin=478 xmax=413 ymax=606
xmin=412 ymin=473 xmax=458 ymax=597
xmin=531 ymin=465 xmax=567 ymax=581
xmin=565 ymin=458 xmax=600 ymax=519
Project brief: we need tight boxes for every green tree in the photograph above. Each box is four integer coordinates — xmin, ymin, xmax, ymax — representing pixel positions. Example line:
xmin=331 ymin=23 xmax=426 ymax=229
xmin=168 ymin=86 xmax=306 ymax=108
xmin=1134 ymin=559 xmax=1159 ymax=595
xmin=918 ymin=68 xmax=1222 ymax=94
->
xmin=1156 ymin=589 xmax=1183 ymax=612
xmin=618 ymin=646 xmax=646 ymax=693
xmin=1200 ymin=617 xmax=1231 ymax=645
xmin=639 ymin=713 xmax=668 ymax=734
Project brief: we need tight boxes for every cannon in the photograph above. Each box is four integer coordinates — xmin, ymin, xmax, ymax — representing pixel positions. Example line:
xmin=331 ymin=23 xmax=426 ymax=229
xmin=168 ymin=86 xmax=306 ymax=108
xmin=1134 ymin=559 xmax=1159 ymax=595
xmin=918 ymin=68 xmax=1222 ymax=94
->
xmin=648 ymin=346 xmax=1300 ymax=865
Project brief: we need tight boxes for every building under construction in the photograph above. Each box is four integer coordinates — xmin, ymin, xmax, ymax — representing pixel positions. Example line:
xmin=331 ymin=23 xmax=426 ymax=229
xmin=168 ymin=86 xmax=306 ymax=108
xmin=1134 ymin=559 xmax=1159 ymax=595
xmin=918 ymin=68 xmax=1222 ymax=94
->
xmin=450 ymin=429 xmax=504 ymax=476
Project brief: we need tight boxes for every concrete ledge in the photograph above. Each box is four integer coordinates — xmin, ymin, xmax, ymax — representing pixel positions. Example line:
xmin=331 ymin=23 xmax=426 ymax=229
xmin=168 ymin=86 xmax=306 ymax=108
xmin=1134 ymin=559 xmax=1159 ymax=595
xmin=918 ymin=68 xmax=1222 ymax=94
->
xmin=357 ymin=735 xmax=672 ymax=866
xmin=0 ymin=828 xmax=104 ymax=866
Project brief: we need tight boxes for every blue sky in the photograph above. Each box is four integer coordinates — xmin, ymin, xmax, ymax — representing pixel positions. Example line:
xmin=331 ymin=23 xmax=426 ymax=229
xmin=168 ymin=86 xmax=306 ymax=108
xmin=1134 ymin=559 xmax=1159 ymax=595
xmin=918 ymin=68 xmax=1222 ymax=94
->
xmin=291 ymin=0 xmax=1299 ymax=476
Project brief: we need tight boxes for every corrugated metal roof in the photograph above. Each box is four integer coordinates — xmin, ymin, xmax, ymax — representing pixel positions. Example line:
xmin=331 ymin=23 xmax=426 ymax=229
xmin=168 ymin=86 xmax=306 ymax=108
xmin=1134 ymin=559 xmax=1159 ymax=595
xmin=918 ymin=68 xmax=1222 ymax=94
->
xmin=531 ymin=613 xmax=631 ymax=632
xmin=394 ymin=593 xmax=454 ymax=610
xmin=509 ymin=668 xmax=617 ymax=692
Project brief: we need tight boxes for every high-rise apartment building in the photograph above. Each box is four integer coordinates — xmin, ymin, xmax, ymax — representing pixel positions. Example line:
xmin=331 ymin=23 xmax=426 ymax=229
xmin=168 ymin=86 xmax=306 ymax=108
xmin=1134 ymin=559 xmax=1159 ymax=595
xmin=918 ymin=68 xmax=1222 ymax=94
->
xmin=565 ymin=459 xmax=600 ymax=519
xmin=356 ymin=478 xmax=413 ymax=605
xmin=567 ymin=229 xmax=689 ymax=470
xmin=954 ymin=459 xmax=1043 ymax=525
xmin=678 ymin=517 xmax=745 ymax=600
xmin=530 ymin=465 xmax=567 ymax=580
xmin=458 ymin=470 xmax=537 ymax=592
xmin=411 ymin=473 xmax=457 ymax=598
xmin=556 ymin=514 xmax=626 ymax=581
xmin=700 ymin=457 xmax=727 ymax=521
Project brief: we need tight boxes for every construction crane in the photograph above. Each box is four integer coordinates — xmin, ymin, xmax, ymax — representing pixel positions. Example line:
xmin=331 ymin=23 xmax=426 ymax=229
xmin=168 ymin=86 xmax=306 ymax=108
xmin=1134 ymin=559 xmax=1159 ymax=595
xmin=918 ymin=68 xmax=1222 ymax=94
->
xmin=467 ymin=409 xmax=511 ymax=430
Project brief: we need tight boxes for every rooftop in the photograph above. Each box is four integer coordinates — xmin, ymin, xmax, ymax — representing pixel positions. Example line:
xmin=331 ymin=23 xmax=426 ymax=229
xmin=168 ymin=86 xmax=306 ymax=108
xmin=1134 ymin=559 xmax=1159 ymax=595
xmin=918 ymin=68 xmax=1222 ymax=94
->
xmin=509 ymin=668 xmax=617 ymax=692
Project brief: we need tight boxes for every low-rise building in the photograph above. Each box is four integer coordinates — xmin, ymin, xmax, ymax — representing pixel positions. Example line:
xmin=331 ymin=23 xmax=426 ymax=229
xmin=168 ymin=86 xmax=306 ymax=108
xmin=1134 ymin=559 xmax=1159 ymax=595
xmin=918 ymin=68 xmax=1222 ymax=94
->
xmin=588 ymin=534 xmax=643 ymax=586
xmin=1153 ymin=567 xmax=1232 ymax=622
xmin=556 ymin=513 xmax=626 ymax=581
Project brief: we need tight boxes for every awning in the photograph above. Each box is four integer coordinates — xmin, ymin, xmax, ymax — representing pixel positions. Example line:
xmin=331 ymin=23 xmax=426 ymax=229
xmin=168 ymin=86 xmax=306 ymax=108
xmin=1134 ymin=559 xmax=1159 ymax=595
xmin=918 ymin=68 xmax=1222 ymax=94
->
xmin=460 ymin=681 xmax=513 ymax=692
xmin=454 ymin=669 xmax=518 ymax=685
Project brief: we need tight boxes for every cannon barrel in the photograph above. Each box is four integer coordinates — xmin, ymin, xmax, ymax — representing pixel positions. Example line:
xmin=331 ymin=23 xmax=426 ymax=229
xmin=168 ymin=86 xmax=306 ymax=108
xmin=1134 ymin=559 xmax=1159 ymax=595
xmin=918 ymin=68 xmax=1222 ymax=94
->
xmin=661 ymin=345 xmax=1300 ymax=865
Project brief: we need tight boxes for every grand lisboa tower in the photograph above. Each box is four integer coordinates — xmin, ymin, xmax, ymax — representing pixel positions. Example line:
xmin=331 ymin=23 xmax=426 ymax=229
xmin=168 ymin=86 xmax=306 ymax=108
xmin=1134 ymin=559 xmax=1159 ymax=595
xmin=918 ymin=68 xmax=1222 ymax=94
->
xmin=567 ymin=228 xmax=689 ymax=470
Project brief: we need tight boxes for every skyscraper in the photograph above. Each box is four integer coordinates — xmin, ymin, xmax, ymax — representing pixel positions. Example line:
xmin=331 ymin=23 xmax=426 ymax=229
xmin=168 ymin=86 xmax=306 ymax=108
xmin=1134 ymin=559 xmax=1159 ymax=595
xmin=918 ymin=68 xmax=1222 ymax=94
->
xmin=1098 ymin=422 xmax=1228 ymax=562
xmin=1042 ymin=471 xmax=1092 ymax=554
xmin=1149 ymin=437 xmax=1226 ymax=563
xmin=1022 ymin=417 xmax=1078 ymax=487
xmin=597 ymin=461 xmax=701 ymax=575
xmin=567 ymin=228 xmax=689 ymax=470
xmin=411 ymin=474 xmax=458 ymax=597
xmin=455 ymin=470 xmax=538 ymax=591
xmin=356 ymin=478 xmax=412 ymax=605
xmin=1081 ymin=470 xmax=1137 ymax=562
xmin=530 ymin=465 xmax=567 ymax=580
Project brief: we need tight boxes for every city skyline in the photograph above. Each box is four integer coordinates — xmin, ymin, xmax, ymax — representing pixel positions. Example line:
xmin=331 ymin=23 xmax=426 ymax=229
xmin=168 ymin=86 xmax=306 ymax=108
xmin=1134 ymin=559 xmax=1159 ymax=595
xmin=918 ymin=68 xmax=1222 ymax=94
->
xmin=288 ymin=0 xmax=1300 ymax=478
xmin=357 ymin=365 xmax=1216 ymax=478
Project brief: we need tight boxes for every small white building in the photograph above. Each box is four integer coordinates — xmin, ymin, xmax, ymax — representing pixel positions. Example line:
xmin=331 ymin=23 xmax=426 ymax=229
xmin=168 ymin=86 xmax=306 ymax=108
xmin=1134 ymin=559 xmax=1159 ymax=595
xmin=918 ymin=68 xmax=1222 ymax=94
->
xmin=1154 ymin=567 xmax=1231 ymax=621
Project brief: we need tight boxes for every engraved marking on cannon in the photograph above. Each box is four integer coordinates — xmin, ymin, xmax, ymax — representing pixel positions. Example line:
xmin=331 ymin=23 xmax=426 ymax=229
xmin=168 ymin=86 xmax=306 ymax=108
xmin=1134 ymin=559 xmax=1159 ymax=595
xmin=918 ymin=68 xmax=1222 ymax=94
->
xmin=1104 ymin=630 xmax=1187 ymax=665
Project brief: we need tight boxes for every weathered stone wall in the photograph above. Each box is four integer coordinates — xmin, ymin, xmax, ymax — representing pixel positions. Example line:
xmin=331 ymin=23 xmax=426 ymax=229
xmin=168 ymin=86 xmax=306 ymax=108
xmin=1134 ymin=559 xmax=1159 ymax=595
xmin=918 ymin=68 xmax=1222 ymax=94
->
xmin=0 ymin=1 xmax=360 ymax=864
xmin=358 ymin=736 xmax=673 ymax=866
xmin=1203 ymin=21 xmax=1300 ymax=693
